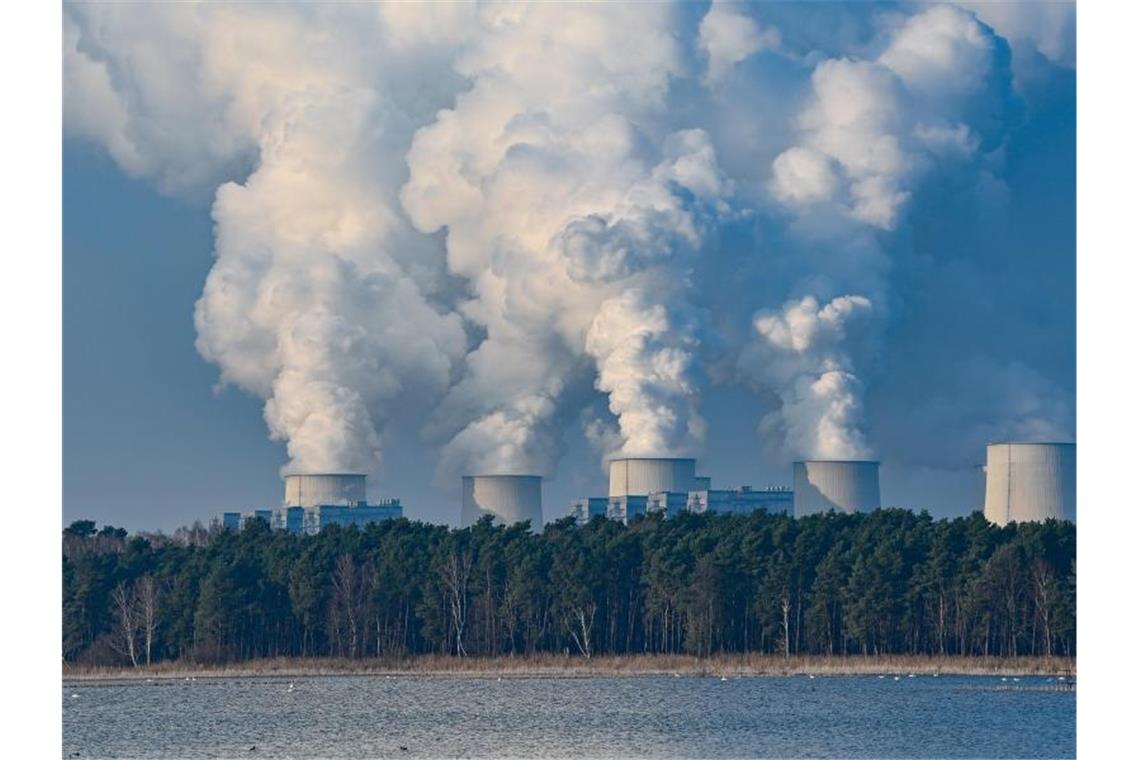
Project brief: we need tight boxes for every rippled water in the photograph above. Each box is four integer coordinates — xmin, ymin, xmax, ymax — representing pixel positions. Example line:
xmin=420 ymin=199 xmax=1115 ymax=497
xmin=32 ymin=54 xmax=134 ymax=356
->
xmin=62 ymin=673 xmax=1074 ymax=758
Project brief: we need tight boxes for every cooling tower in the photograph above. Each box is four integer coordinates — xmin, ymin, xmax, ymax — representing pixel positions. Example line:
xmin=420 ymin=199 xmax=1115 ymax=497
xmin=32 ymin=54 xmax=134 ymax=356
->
xmin=461 ymin=475 xmax=543 ymax=528
xmin=793 ymin=460 xmax=881 ymax=517
xmin=284 ymin=473 xmax=367 ymax=507
xmin=983 ymin=443 xmax=1076 ymax=525
xmin=608 ymin=457 xmax=697 ymax=497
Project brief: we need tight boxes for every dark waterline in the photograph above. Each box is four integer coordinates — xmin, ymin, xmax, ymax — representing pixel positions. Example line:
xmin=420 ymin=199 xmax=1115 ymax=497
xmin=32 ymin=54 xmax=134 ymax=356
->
xmin=63 ymin=674 xmax=1074 ymax=758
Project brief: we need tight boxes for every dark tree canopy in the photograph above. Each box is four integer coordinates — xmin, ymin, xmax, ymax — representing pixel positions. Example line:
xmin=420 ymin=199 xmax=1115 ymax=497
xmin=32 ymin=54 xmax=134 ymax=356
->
xmin=62 ymin=510 xmax=1075 ymax=666
xmin=65 ymin=520 xmax=97 ymax=538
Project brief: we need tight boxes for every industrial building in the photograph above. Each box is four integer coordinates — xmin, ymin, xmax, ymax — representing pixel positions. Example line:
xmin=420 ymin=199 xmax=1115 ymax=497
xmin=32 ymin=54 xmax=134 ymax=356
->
xmin=461 ymin=474 xmax=543 ymax=528
xmin=792 ymin=460 xmax=881 ymax=517
xmin=569 ymin=457 xmax=794 ymax=525
xmin=687 ymin=485 xmax=792 ymax=515
xmin=983 ymin=442 xmax=1076 ymax=525
xmin=647 ymin=490 xmax=690 ymax=518
xmin=220 ymin=473 xmax=402 ymax=534
xmin=568 ymin=496 xmax=609 ymax=524
xmin=604 ymin=494 xmax=649 ymax=523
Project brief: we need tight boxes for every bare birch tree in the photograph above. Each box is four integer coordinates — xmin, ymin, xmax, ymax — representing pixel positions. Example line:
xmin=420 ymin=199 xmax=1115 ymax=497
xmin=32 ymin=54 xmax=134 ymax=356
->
xmin=567 ymin=602 xmax=597 ymax=659
xmin=781 ymin=594 xmax=792 ymax=659
xmin=441 ymin=548 xmax=473 ymax=657
xmin=1032 ymin=559 xmax=1056 ymax=657
xmin=136 ymin=575 xmax=160 ymax=666
xmin=109 ymin=582 xmax=139 ymax=667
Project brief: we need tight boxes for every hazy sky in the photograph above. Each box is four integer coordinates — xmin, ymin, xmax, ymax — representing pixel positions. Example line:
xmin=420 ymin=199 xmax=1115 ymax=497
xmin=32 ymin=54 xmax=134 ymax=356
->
xmin=63 ymin=2 xmax=1075 ymax=531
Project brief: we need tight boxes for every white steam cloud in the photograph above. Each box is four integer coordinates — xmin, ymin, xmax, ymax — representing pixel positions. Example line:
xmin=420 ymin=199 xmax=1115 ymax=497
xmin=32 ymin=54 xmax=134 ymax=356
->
xmin=741 ymin=295 xmax=876 ymax=460
xmin=401 ymin=5 xmax=731 ymax=479
xmin=751 ymin=3 xmax=1024 ymax=460
xmin=64 ymin=2 xmax=1074 ymax=495
xmin=65 ymin=4 xmax=471 ymax=481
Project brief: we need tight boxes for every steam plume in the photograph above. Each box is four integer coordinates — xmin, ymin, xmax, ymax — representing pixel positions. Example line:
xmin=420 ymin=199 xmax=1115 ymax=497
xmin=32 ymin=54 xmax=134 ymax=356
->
xmin=65 ymin=2 xmax=1075 ymax=498
xmin=401 ymin=5 xmax=730 ymax=479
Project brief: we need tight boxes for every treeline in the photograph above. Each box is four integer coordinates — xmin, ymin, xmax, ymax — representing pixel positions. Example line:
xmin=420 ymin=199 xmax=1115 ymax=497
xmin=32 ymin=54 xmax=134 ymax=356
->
xmin=62 ymin=510 xmax=1074 ymax=666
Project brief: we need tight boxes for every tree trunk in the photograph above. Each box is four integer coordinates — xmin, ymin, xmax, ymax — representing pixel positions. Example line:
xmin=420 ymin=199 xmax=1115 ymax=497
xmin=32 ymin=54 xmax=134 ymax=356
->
xmin=569 ymin=603 xmax=596 ymax=658
xmin=442 ymin=550 xmax=472 ymax=657
xmin=136 ymin=576 xmax=159 ymax=666
xmin=110 ymin=583 xmax=139 ymax=668
xmin=781 ymin=594 xmax=791 ymax=659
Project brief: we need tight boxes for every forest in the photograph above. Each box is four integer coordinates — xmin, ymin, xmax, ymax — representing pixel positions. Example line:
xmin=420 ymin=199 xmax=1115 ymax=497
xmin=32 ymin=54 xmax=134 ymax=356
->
xmin=62 ymin=509 xmax=1075 ymax=667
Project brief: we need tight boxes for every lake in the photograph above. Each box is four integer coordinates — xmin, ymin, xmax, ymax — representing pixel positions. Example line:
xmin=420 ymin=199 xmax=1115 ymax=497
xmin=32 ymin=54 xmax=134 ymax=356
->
xmin=62 ymin=674 xmax=1074 ymax=758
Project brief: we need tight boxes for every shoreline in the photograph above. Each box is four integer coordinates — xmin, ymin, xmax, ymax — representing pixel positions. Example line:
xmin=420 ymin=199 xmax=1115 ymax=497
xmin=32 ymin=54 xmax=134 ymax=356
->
xmin=63 ymin=654 xmax=1075 ymax=684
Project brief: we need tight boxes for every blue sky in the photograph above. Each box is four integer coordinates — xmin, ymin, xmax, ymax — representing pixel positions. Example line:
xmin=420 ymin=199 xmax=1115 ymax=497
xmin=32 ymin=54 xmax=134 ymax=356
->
xmin=63 ymin=2 xmax=1075 ymax=531
xmin=64 ymin=143 xmax=283 ymax=526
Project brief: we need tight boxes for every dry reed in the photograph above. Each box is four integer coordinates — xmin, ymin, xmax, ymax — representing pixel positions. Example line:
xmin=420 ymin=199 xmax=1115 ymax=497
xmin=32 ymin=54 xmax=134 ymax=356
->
xmin=63 ymin=653 xmax=1075 ymax=683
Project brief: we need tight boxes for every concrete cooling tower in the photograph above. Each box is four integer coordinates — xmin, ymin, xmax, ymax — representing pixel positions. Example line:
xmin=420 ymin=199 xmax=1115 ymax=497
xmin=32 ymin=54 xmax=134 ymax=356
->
xmin=462 ymin=475 xmax=543 ymax=528
xmin=608 ymin=457 xmax=697 ymax=497
xmin=793 ymin=461 xmax=881 ymax=517
xmin=284 ymin=473 xmax=367 ymax=507
xmin=983 ymin=442 xmax=1076 ymax=525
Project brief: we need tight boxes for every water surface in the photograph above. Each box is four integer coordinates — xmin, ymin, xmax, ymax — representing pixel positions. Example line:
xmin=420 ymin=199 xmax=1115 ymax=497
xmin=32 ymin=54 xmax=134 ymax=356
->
xmin=62 ymin=674 xmax=1074 ymax=758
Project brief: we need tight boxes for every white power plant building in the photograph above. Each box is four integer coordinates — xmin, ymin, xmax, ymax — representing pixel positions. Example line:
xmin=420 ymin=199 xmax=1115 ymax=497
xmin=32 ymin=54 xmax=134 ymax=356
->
xmin=983 ymin=442 xmax=1076 ymax=525
xmin=568 ymin=457 xmax=793 ymax=525
xmin=608 ymin=457 xmax=697 ymax=497
xmin=222 ymin=473 xmax=401 ymax=534
xmin=687 ymin=486 xmax=793 ymax=516
xmin=793 ymin=460 xmax=881 ymax=517
xmin=461 ymin=475 xmax=543 ymax=528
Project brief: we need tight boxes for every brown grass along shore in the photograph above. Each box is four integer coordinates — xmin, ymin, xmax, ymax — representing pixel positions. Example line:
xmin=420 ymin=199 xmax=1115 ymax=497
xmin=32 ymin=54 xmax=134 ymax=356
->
xmin=63 ymin=653 xmax=1075 ymax=683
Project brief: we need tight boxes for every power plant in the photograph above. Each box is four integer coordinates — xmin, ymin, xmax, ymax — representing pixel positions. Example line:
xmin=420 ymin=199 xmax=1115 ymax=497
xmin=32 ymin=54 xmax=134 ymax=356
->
xmin=214 ymin=443 xmax=1075 ymax=532
xmin=792 ymin=460 xmax=881 ymax=517
xmin=688 ymin=485 xmax=793 ymax=515
xmin=221 ymin=473 xmax=402 ymax=534
xmin=571 ymin=457 xmax=792 ymax=525
xmin=983 ymin=442 xmax=1076 ymax=526
xmin=461 ymin=474 xmax=543 ymax=528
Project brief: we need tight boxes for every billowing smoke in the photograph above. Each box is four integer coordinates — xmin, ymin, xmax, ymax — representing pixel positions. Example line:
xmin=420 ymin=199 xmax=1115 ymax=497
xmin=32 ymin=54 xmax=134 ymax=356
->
xmin=65 ymin=2 xmax=1075 ymax=501
xmin=401 ymin=5 xmax=731 ymax=479
xmin=65 ymin=3 xmax=472 ymax=481
xmin=744 ymin=3 xmax=1029 ymax=461
xmin=741 ymin=295 xmax=876 ymax=460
